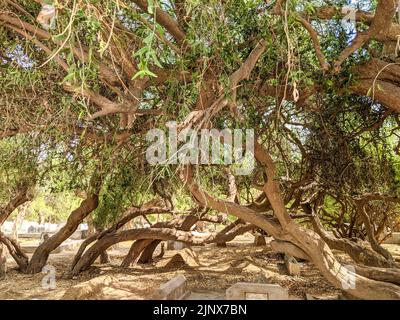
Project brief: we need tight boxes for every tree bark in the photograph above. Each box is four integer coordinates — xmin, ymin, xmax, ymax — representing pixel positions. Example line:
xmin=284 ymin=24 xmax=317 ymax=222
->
xmin=354 ymin=199 xmax=395 ymax=266
xmin=71 ymin=228 xmax=216 ymax=275
xmin=0 ymin=232 xmax=28 ymax=272
xmin=0 ymin=243 xmax=6 ymax=280
xmin=11 ymin=205 xmax=27 ymax=242
xmin=100 ymin=250 xmax=110 ymax=264
xmin=71 ymin=206 xmax=172 ymax=270
xmin=306 ymin=205 xmax=392 ymax=268
xmin=123 ymin=215 xmax=200 ymax=267
xmin=354 ymin=265 xmax=400 ymax=285
xmin=27 ymin=194 xmax=99 ymax=274
xmin=121 ymin=239 xmax=153 ymax=267
xmin=181 ymin=141 xmax=400 ymax=299
xmin=270 ymin=240 xmax=309 ymax=261
xmin=0 ymin=187 xmax=31 ymax=225
xmin=0 ymin=188 xmax=31 ymax=276
xmin=137 ymin=240 xmax=161 ymax=264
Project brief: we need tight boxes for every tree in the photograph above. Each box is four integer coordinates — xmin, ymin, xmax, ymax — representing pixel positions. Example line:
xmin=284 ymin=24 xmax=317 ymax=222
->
xmin=1 ymin=0 xmax=400 ymax=299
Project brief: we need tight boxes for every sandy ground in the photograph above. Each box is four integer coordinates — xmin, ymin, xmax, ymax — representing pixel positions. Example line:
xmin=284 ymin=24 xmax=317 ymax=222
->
xmin=1 ymin=234 xmax=399 ymax=300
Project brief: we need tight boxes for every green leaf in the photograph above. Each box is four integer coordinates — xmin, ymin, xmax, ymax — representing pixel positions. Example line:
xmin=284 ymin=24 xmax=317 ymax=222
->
xmin=61 ymin=71 xmax=76 ymax=84
xmin=133 ymin=47 xmax=148 ymax=58
xmin=131 ymin=68 xmax=157 ymax=80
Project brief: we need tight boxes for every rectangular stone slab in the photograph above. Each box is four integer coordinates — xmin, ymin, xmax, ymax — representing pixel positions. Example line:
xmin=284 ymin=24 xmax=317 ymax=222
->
xmin=152 ymin=275 xmax=190 ymax=300
xmin=226 ymin=283 xmax=289 ymax=300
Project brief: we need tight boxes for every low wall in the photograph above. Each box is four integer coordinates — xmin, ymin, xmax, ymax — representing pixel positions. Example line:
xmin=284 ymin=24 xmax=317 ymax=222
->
xmin=384 ymin=232 xmax=400 ymax=245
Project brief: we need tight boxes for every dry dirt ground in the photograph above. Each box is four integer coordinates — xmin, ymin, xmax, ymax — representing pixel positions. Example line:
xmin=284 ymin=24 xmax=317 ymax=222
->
xmin=1 ymin=234 xmax=399 ymax=300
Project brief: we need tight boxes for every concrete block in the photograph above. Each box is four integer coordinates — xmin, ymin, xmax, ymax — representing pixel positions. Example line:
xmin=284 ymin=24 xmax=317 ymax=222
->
xmin=226 ymin=283 xmax=289 ymax=300
xmin=152 ymin=275 xmax=190 ymax=300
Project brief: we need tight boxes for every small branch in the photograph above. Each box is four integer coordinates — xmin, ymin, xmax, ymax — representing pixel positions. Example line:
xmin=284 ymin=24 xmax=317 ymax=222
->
xmin=296 ymin=16 xmax=329 ymax=71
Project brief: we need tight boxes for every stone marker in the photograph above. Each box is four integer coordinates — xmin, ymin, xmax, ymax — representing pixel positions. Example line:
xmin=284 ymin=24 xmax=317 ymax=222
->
xmin=152 ymin=275 xmax=190 ymax=300
xmin=253 ymin=235 xmax=266 ymax=246
xmin=284 ymin=254 xmax=301 ymax=276
xmin=226 ymin=283 xmax=289 ymax=300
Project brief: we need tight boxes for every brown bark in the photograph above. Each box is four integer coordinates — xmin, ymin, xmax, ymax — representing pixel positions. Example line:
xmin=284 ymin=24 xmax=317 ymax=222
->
xmin=181 ymin=141 xmax=400 ymax=299
xmin=305 ymin=205 xmax=392 ymax=268
xmin=354 ymin=197 xmax=396 ymax=266
xmin=0 ymin=232 xmax=28 ymax=272
xmin=121 ymin=239 xmax=153 ymax=267
xmin=71 ymin=205 xmax=172 ymax=270
xmin=0 ymin=187 xmax=31 ymax=225
xmin=0 ymin=244 xmax=6 ymax=279
xmin=100 ymin=250 xmax=110 ymax=264
xmin=270 ymin=240 xmax=309 ymax=261
xmin=215 ymin=223 xmax=256 ymax=245
xmin=355 ymin=265 xmax=400 ymax=285
xmin=71 ymin=228 xmax=216 ymax=275
xmin=351 ymin=59 xmax=400 ymax=113
xmin=124 ymin=215 xmax=200 ymax=266
xmin=132 ymin=0 xmax=186 ymax=45
xmin=137 ymin=240 xmax=161 ymax=264
xmin=27 ymin=194 xmax=99 ymax=274
xmin=71 ymin=234 xmax=98 ymax=271
xmin=0 ymin=188 xmax=31 ymax=276
xmin=253 ymin=141 xmax=400 ymax=299
xmin=215 ymin=219 xmax=243 ymax=246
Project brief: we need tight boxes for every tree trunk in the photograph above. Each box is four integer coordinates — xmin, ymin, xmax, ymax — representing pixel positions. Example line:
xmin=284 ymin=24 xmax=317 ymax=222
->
xmin=71 ymin=233 xmax=98 ymax=271
xmin=27 ymin=194 xmax=98 ymax=274
xmin=71 ymin=206 xmax=172 ymax=271
xmin=71 ymin=228 xmax=216 ymax=275
xmin=95 ymin=227 xmax=110 ymax=264
xmin=0 ymin=189 xmax=31 ymax=275
xmin=138 ymin=240 xmax=161 ymax=264
xmin=270 ymin=240 xmax=309 ymax=261
xmin=181 ymin=142 xmax=400 ymax=299
xmin=121 ymin=239 xmax=153 ymax=267
xmin=254 ymin=143 xmax=400 ymax=299
xmin=86 ymin=215 xmax=96 ymax=237
xmin=0 ymin=233 xmax=29 ymax=272
xmin=354 ymin=265 xmax=400 ymax=285
xmin=306 ymin=205 xmax=392 ymax=268
xmin=0 ymin=243 xmax=6 ymax=280
xmin=100 ymin=250 xmax=110 ymax=264
xmin=11 ymin=205 xmax=27 ymax=242
xmin=354 ymin=199 xmax=395 ymax=266
xmin=0 ymin=187 xmax=31 ymax=226
xmin=134 ymin=215 xmax=199 ymax=265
